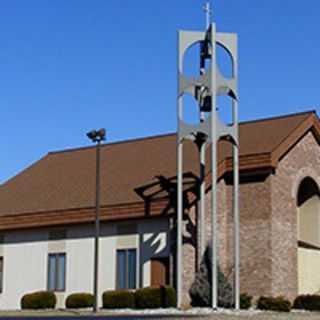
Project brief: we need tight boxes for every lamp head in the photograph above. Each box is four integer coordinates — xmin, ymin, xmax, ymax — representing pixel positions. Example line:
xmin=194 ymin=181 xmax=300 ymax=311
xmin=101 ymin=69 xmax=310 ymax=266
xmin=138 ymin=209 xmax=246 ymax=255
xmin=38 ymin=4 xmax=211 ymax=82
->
xmin=87 ymin=130 xmax=97 ymax=141
xmin=97 ymin=128 xmax=106 ymax=140
xmin=86 ymin=128 xmax=106 ymax=143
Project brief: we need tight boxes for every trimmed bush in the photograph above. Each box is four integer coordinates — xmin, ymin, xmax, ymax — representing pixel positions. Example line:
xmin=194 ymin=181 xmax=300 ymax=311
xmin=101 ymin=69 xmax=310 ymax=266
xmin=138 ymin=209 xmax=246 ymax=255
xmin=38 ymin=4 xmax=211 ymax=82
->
xmin=65 ymin=293 xmax=94 ymax=309
xmin=240 ymin=293 xmax=252 ymax=310
xmin=135 ymin=286 xmax=176 ymax=309
xmin=163 ymin=286 xmax=177 ymax=308
xmin=21 ymin=291 xmax=56 ymax=309
xmin=293 ymin=294 xmax=320 ymax=311
xmin=102 ymin=290 xmax=135 ymax=309
xmin=257 ymin=296 xmax=291 ymax=312
xmin=135 ymin=287 xmax=162 ymax=309
xmin=102 ymin=287 xmax=176 ymax=309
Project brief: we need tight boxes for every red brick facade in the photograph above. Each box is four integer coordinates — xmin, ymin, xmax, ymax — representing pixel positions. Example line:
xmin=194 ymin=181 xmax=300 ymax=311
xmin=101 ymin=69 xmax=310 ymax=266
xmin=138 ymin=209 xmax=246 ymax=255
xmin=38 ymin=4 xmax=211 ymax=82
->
xmin=182 ymin=130 xmax=320 ymax=304
xmin=269 ymin=131 xmax=320 ymax=300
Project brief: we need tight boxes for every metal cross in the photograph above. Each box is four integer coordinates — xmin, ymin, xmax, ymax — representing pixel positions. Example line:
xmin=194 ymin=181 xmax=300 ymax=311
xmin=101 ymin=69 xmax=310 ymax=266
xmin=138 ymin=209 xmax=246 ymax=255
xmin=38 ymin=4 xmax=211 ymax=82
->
xmin=203 ymin=2 xmax=212 ymax=29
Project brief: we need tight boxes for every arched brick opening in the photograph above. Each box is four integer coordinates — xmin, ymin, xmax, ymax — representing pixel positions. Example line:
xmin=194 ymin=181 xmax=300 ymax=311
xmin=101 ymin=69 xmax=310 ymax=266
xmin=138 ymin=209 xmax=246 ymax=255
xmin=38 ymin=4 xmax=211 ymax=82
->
xmin=297 ymin=177 xmax=320 ymax=207
xmin=297 ymin=177 xmax=320 ymax=295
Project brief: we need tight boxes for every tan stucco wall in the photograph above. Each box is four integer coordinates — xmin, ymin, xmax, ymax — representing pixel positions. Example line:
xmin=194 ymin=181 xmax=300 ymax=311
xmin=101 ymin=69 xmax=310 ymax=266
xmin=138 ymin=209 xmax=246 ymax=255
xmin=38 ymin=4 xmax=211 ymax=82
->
xmin=298 ymin=247 xmax=320 ymax=294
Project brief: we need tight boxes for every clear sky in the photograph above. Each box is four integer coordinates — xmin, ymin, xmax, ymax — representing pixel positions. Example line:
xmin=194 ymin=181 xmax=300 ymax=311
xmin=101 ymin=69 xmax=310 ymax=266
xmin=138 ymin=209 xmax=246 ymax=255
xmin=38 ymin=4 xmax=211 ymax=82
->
xmin=1 ymin=0 xmax=319 ymax=183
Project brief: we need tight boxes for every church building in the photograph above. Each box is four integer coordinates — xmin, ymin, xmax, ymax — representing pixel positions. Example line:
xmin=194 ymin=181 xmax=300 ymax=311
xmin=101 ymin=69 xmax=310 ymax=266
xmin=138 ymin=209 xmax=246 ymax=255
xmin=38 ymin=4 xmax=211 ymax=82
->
xmin=0 ymin=110 xmax=319 ymax=309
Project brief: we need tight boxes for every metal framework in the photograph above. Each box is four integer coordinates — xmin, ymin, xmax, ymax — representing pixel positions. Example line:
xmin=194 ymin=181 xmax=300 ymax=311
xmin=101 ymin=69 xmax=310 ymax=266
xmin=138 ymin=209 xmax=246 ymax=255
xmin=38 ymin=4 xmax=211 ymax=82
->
xmin=176 ymin=8 xmax=240 ymax=310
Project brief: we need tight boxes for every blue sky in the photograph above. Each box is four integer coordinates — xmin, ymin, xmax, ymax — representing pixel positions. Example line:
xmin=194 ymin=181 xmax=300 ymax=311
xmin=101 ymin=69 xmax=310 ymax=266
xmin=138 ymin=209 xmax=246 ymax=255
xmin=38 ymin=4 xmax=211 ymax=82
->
xmin=1 ymin=0 xmax=319 ymax=183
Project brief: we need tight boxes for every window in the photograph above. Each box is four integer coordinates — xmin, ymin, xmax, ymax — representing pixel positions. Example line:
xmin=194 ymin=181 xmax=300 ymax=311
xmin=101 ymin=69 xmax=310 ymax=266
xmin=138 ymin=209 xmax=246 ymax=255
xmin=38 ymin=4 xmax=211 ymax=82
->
xmin=0 ymin=257 xmax=3 ymax=293
xmin=48 ymin=253 xmax=66 ymax=291
xmin=116 ymin=249 xmax=137 ymax=289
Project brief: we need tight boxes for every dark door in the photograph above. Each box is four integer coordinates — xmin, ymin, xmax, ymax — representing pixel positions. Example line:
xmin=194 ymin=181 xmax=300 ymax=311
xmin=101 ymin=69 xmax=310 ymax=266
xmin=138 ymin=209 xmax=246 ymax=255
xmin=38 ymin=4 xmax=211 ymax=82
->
xmin=151 ymin=257 xmax=169 ymax=287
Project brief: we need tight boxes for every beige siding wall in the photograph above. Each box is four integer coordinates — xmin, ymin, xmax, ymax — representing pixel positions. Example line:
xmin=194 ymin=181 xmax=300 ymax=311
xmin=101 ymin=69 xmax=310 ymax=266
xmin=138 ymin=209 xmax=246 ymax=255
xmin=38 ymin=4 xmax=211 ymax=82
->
xmin=297 ymin=195 xmax=320 ymax=294
xmin=0 ymin=217 xmax=170 ymax=310
xmin=298 ymin=196 xmax=320 ymax=246
xmin=298 ymin=247 xmax=320 ymax=294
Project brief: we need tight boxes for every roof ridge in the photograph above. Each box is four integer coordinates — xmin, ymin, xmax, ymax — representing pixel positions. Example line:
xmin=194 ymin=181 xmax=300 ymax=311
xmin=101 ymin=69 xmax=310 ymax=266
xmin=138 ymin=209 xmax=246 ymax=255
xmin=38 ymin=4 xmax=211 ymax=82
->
xmin=48 ymin=110 xmax=317 ymax=156
xmin=270 ymin=110 xmax=320 ymax=163
xmin=270 ymin=112 xmax=313 ymax=155
xmin=48 ymin=132 xmax=177 ymax=155
xmin=238 ymin=110 xmax=316 ymax=126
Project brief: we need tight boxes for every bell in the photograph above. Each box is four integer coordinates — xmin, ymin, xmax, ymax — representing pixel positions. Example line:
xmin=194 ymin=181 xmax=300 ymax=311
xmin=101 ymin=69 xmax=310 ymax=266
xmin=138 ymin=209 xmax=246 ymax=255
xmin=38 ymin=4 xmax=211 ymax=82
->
xmin=200 ymin=41 xmax=211 ymax=60
xmin=200 ymin=95 xmax=212 ymax=112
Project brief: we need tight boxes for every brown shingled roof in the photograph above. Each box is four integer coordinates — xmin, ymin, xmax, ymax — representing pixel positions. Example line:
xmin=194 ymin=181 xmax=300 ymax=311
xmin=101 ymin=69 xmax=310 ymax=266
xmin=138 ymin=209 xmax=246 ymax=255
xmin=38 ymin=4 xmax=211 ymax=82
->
xmin=0 ymin=111 xmax=319 ymax=230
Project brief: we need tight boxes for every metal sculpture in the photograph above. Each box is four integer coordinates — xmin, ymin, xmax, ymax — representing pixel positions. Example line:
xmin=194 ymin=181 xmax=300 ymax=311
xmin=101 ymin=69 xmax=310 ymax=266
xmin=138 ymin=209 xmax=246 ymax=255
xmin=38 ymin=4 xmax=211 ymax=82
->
xmin=176 ymin=2 xmax=240 ymax=310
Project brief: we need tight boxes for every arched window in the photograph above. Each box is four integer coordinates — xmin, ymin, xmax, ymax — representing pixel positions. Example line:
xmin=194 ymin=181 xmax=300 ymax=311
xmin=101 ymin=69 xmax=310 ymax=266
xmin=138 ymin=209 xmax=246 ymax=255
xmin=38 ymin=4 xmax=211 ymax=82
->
xmin=297 ymin=177 xmax=320 ymax=207
xmin=297 ymin=177 xmax=320 ymax=247
xmin=297 ymin=177 xmax=320 ymax=294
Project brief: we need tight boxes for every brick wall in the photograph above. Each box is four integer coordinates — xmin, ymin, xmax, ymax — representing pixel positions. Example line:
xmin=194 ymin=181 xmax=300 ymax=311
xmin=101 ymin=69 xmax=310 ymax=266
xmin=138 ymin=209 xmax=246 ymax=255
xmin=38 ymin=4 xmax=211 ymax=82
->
xmin=181 ymin=130 xmax=320 ymax=304
xmin=227 ymin=175 xmax=273 ymax=298
xmin=270 ymin=131 xmax=320 ymax=300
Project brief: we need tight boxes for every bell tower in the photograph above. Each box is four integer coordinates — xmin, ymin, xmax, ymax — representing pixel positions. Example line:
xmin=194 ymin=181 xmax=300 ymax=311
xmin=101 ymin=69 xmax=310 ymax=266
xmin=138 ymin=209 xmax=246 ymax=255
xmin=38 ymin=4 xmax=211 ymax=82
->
xmin=176 ymin=2 xmax=240 ymax=309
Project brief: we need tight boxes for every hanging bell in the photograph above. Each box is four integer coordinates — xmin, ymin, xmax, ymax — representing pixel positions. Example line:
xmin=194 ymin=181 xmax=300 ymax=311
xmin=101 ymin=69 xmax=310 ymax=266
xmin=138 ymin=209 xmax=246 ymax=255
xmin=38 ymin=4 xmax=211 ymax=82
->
xmin=200 ymin=95 xmax=212 ymax=112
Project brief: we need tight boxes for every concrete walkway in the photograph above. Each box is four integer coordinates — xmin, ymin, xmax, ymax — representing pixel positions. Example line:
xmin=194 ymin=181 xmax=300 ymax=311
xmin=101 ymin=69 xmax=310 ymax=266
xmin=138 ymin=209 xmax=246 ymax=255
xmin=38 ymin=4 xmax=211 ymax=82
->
xmin=0 ymin=310 xmax=319 ymax=319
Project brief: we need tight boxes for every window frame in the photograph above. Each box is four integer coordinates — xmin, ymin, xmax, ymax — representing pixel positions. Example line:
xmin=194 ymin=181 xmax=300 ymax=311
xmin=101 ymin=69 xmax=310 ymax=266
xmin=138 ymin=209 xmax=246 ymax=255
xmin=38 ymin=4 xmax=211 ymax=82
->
xmin=116 ymin=248 xmax=137 ymax=290
xmin=47 ymin=253 xmax=66 ymax=292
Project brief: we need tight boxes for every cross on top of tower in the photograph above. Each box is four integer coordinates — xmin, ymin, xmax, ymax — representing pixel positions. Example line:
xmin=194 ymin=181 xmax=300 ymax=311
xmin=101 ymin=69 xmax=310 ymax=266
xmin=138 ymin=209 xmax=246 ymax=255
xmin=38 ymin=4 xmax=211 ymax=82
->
xmin=203 ymin=2 xmax=212 ymax=29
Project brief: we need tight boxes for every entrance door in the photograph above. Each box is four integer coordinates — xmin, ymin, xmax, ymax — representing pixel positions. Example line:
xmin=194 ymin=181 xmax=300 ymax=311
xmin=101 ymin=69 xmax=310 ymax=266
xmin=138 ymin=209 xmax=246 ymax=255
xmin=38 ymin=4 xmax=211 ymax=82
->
xmin=151 ymin=257 xmax=169 ymax=287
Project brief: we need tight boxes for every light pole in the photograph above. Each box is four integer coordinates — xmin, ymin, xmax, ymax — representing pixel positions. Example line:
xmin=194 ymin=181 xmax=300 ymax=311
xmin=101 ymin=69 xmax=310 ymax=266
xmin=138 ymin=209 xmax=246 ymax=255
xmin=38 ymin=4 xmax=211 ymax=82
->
xmin=86 ymin=128 xmax=106 ymax=312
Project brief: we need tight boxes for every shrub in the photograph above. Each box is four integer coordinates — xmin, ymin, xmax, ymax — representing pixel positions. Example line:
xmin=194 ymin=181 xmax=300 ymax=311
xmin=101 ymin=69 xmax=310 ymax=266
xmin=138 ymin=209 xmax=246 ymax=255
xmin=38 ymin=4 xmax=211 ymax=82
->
xmin=65 ymin=293 xmax=94 ymax=309
xmin=163 ymin=286 xmax=177 ymax=308
xmin=293 ymin=294 xmax=320 ymax=311
xmin=102 ymin=290 xmax=135 ymax=309
xmin=240 ymin=293 xmax=252 ymax=310
xmin=135 ymin=287 xmax=162 ymax=309
xmin=135 ymin=286 xmax=176 ymax=309
xmin=257 ymin=296 xmax=291 ymax=312
xmin=21 ymin=291 xmax=56 ymax=309
xmin=189 ymin=244 xmax=233 ymax=308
